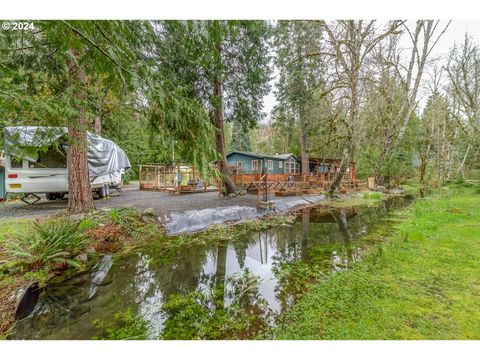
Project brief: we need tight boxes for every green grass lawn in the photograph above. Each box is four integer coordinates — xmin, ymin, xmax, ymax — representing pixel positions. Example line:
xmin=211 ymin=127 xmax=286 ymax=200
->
xmin=0 ymin=218 xmax=30 ymax=245
xmin=274 ymin=186 xmax=480 ymax=339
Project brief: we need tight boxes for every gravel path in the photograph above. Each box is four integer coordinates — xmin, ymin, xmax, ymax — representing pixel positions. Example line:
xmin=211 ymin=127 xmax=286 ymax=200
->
xmin=0 ymin=184 xmax=260 ymax=220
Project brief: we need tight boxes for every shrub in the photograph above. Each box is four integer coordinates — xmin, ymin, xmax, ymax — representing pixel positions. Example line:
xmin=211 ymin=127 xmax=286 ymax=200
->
xmin=122 ymin=169 xmax=137 ymax=184
xmin=92 ymin=308 xmax=149 ymax=340
xmin=106 ymin=208 xmax=140 ymax=228
xmin=7 ymin=220 xmax=86 ymax=269
xmin=362 ymin=191 xmax=383 ymax=200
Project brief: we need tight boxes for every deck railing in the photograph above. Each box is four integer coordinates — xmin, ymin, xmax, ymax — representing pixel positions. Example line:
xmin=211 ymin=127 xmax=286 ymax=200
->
xmin=139 ymin=163 xmax=217 ymax=193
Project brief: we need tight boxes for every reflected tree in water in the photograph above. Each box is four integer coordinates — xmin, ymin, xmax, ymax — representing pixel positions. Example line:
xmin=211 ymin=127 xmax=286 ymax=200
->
xmin=301 ymin=207 xmax=311 ymax=262
xmin=160 ymin=269 xmax=272 ymax=339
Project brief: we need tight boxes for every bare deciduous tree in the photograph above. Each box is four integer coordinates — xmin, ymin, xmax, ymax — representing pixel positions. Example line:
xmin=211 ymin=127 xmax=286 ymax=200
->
xmin=372 ymin=20 xmax=450 ymax=180
xmin=317 ymin=20 xmax=403 ymax=195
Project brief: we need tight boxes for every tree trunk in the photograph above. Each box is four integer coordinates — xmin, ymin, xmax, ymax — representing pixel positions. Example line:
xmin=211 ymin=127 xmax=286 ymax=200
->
xmin=419 ymin=145 xmax=431 ymax=185
xmin=457 ymin=143 xmax=471 ymax=180
xmin=332 ymin=209 xmax=353 ymax=264
xmin=373 ymin=21 xmax=431 ymax=179
xmin=419 ymin=117 xmax=435 ymax=185
xmin=301 ymin=207 xmax=310 ymax=261
xmin=328 ymin=139 xmax=353 ymax=196
xmin=67 ymin=50 xmax=94 ymax=213
xmin=213 ymin=79 xmax=236 ymax=195
xmin=94 ymin=116 xmax=101 ymax=135
xmin=215 ymin=241 xmax=228 ymax=310
xmin=299 ymin=121 xmax=309 ymax=177
xmin=328 ymin=46 xmax=358 ymax=195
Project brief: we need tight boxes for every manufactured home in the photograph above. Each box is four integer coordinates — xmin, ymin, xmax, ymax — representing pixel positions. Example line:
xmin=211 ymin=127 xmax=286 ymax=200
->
xmin=222 ymin=151 xmax=358 ymax=191
xmin=226 ymin=151 xmax=301 ymax=175
xmin=3 ymin=126 xmax=131 ymax=202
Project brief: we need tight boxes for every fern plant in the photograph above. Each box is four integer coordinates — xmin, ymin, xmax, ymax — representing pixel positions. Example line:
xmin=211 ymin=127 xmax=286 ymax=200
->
xmin=8 ymin=220 xmax=86 ymax=268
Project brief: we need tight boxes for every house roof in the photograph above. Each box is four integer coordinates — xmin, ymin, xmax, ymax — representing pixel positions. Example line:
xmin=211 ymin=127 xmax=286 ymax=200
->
xmin=273 ymin=153 xmax=298 ymax=161
xmin=226 ymin=151 xmax=300 ymax=162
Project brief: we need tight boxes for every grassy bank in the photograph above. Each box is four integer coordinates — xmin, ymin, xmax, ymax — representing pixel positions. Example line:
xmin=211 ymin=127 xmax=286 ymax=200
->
xmin=273 ymin=185 xmax=480 ymax=339
xmin=324 ymin=191 xmax=386 ymax=208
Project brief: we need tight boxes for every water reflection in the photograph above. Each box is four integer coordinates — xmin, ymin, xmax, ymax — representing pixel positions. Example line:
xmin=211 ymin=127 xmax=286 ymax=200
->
xmin=11 ymin=196 xmax=411 ymax=339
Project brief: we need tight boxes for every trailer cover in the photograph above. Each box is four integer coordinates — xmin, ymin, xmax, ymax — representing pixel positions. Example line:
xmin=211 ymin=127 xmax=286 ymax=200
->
xmin=4 ymin=126 xmax=131 ymax=177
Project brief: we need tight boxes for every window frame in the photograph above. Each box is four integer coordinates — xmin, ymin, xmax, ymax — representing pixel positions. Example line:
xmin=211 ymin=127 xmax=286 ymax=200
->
xmin=251 ymin=160 xmax=258 ymax=171
xmin=28 ymin=147 xmax=67 ymax=169
xmin=9 ymin=156 xmax=24 ymax=169
xmin=267 ymin=159 xmax=273 ymax=171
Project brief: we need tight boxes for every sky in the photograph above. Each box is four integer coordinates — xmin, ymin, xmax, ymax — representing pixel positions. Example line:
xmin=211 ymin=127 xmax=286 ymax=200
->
xmin=262 ymin=20 xmax=480 ymax=122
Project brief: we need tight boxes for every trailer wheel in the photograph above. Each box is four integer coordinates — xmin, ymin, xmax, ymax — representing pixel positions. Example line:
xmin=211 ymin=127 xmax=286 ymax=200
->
xmin=46 ymin=193 xmax=56 ymax=201
xmin=98 ymin=185 xmax=108 ymax=199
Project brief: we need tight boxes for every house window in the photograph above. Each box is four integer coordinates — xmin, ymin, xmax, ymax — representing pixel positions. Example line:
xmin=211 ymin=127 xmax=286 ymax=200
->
xmin=279 ymin=161 xmax=283 ymax=169
xmin=295 ymin=163 xmax=300 ymax=174
xmin=251 ymin=160 xmax=258 ymax=171
xmin=236 ymin=161 xmax=243 ymax=170
xmin=267 ymin=160 xmax=273 ymax=171
xmin=284 ymin=161 xmax=291 ymax=174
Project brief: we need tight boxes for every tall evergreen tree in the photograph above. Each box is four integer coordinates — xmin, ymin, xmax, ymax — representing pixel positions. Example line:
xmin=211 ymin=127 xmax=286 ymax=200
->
xmin=154 ymin=20 xmax=271 ymax=194
xmin=231 ymin=121 xmax=252 ymax=152
xmin=273 ymin=21 xmax=326 ymax=176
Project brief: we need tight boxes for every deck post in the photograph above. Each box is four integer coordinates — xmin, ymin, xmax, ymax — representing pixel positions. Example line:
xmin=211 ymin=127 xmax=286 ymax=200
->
xmin=164 ymin=165 xmax=167 ymax=191
xmin=257 ymin=160 xmax=263 ymax=203
xmin=176 ymin=163 xmax=180 ymax=192
xmin=139 ymin=165 xmax=142 ymax=189
xmin=192 ymin=165 xmax=196 ymax=190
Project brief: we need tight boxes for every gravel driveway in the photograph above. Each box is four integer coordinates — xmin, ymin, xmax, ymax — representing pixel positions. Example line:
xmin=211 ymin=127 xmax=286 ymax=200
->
xmin=0 ymin=184 xmax=259 ymax=220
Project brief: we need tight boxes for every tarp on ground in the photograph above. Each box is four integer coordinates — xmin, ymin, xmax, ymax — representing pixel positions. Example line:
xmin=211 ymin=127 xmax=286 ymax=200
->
xmin=163 ymin=194 xmax=327 ymax=235
xmin=3 ymin=126 xmax=131 ymax=177
xmin=165 ymin=205 xmax=266 ymax=235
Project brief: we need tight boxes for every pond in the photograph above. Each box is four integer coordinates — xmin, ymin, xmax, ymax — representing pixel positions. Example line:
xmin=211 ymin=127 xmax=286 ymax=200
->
xmin=10 ymin=196 xmax=411 ymax=339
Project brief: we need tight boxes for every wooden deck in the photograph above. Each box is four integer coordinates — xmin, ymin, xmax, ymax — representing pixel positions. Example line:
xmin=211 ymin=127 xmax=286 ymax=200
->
xmin=231 ymin=171 xmax=363 ymax=193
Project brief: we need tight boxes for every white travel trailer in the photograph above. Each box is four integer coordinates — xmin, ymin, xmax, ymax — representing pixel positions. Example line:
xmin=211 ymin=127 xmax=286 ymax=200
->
xmin=4 ymin=126 xmax=131 ymax=203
